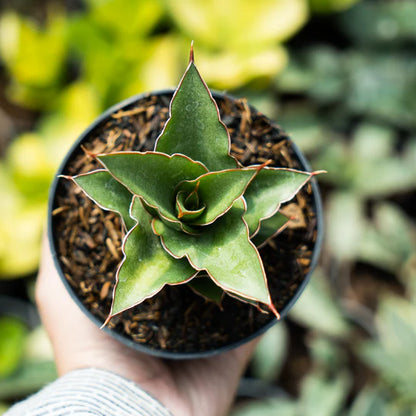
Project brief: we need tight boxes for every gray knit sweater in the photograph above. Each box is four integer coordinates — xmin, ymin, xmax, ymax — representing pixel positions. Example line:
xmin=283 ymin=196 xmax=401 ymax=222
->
xmin=5 ymin=368 xmax=173 ymax=416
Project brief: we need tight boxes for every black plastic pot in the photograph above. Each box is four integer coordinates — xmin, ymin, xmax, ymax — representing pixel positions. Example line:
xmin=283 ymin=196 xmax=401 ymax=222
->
xmin=48 ymin=90 xmax=323 ymax=359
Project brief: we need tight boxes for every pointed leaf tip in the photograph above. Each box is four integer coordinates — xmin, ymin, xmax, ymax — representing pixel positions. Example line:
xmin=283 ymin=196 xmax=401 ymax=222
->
xmin=269 ymin=302 xmax=280 ymax=319
xmin=109 ymin=198 xmax=197 ymax=317
xmin=155 ymin=48 xmax=237 ymax=171
xmin=101 ymin=314 xmax=113 ymax=328
xmin=189 ymin=41 xmax=194 ymax=63
xmin=154 ymin=199 xmax=272 ymax=307
xmin=311 ymin=170 xmax=327 ymax=176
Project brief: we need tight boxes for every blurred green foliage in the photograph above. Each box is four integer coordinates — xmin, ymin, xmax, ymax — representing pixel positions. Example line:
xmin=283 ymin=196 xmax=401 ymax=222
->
xmin=1 ymin=0 xmax=416 ymax=414
xmin=0 ymin=317 xmax=27 ymax=378
xmin=0 ymin=320 xmax=56 ymax=412
xmin=235 ymin=0 xmax=416 ymax=414
xmin=0 ymin=9 xmax=68 ymax=109
xmin=308 ymin=0 xmax=360 ymax=13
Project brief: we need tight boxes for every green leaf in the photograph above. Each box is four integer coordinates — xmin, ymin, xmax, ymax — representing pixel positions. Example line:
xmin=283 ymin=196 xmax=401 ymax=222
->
xmin=326 ymin=191 xmax=364 ymax=262
xmin=188 ymin=274 xmax=224 ymax=305
xmin=251 ymin=322 xmax=288 ymax=382
xmin=176 ymin=168 xmax=258 ymax=225
xmin=196 ymin=47 xmax=288 ymax=90
xmin=72 ymin=170 xmax=135 ymax=230
xmin=340 ymin=1 xmax=416 ymax=45
xmin=0 ymin=360 xmax=56 ymax=400
xmin=97 ymin=152 xmax=207 ymax=224
xmin=349 ymin=388 xmax=389 ymax=416
xmin=165 ymin=0 xmax=307 ymax=49
xmin=308 ymin=336 xmax=346 ymax=371
xmin=359 ymin=295 xmax=416 ymax=405
xmin=0 ymin=10 xmax=67 ymax=108
xmin=309 ymin=0 xmax=359 ymax=14
xmin=0 ymin=317 xmax=28 ymax=378
xmin=252 ymin=211 xmax=289 ymax=248
xmin=231 ymin=398 xmax=296 ymax=416
xmin=85 ymin=0 xmax=163 ymax=39
xmin=289 ymin=269 xmax=350 ymax=338
xmin=153 ymin=198 xmax=275 ymax=311
xmin=243 ymin=167 xmax=312 ymax=236
xmin=175 ymin=190 xmax=206 ymax=222
xmin=110 ymin=197 xmax=197 ymax=318
xmin=358 ymin=202 xmax=415 ymax=273
xmin=155 ymin=54 xmax=237 ymax=171
xmin=299 ymin=371 xmax=351 ymax=416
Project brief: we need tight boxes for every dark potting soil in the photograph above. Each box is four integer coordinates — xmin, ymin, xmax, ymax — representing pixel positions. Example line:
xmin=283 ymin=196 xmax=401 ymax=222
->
xmin=51 ymin=92 xmax=318 ymax=354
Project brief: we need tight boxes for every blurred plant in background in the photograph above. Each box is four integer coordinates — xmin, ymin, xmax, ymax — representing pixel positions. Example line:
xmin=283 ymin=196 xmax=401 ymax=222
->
xmin=1 ymin=0 xmax=415 ymax=414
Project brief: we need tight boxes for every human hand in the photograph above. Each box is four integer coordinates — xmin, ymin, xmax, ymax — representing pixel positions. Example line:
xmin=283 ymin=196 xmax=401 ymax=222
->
xmin=36 ymin=237 xmax=258 ymax=416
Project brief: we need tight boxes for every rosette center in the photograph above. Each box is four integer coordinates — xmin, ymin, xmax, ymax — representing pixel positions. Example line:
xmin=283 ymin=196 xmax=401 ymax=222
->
xmin=175 ymin=182 xmax=206 ymax=222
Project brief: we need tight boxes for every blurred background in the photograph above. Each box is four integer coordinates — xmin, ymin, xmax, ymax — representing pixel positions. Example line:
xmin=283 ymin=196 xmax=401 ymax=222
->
xmin=0 ymin=0 xmax=415 ymax=414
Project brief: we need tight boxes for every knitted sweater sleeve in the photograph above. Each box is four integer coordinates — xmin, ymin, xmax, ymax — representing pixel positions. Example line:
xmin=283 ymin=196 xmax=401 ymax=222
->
xmin=4 ymin=368 xmax=173 ymax=416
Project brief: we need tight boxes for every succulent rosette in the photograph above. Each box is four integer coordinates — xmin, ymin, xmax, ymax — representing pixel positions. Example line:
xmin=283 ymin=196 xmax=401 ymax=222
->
xmin=67 ymin=47 xmax=320 ymax=324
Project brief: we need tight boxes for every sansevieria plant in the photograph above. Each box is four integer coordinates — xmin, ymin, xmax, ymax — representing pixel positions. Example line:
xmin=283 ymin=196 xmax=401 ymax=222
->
xmin=64 ymin=46 xmax=322 ymax=325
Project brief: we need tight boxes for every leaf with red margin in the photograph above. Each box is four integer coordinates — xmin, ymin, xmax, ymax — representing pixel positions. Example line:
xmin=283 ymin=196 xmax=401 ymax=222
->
xmin=155 ymin=46 xmax=238 ymax=171
xmin=175 ymin=190 xmax=206 ymax=222
xmin=188 ymin=274 xmax=224 ymax=306
xmin=71 ymin=170 xmax=135 ymax=230
xmin=252 ymin=211 xmax=290 ymax=248
xmin=175 ymin=168 xmax=258 ymax=225
xmin=107 ymin=197 xmax=197 ymax=321
xmin=97 ymin=151 xmax=207 ymax=224
xmin=243 ymin=167 xmax=313 ymax=237
xmin=153 ymin=198 xmax=278 ymax=315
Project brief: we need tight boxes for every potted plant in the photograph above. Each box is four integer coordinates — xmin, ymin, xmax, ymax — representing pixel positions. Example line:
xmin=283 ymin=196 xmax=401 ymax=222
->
xmin=48 ymin=46 xmax=323 ymax=358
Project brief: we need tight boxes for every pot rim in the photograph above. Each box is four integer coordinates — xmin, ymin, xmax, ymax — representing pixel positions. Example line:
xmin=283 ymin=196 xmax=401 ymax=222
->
xmin=48 ymin=89 xmax=323 ymax=360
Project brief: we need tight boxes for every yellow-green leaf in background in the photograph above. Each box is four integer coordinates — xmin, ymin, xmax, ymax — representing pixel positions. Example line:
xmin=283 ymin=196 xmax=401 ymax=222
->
xmin=39 ymin=81 xmax=101 ymax=162
xmin=164 ymin=0 xmax=306 ymax=88
xmin=122 ymin=35 xmax=188 ymax=97
xmin=68 ymin=15 xmax=149 ymax=104
xmin=0 ymin=163 xmax=46 ymax=278
xmin=5 ymin=81 xmax=100 ymax=204
xmin=0 ymin=317 xmax=28 ymax=378
xmin=85 ymin=0 xmax=164 ymax=39
xmin=0 ymin=10 xmax=68 ymax=108
xmin=6 ymin=133 xmax=55 ymax=201
xmin=165 ymin=0 xmax=308 ymax=50
xmin=197 ymin=47 xmax=288 ymax=89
